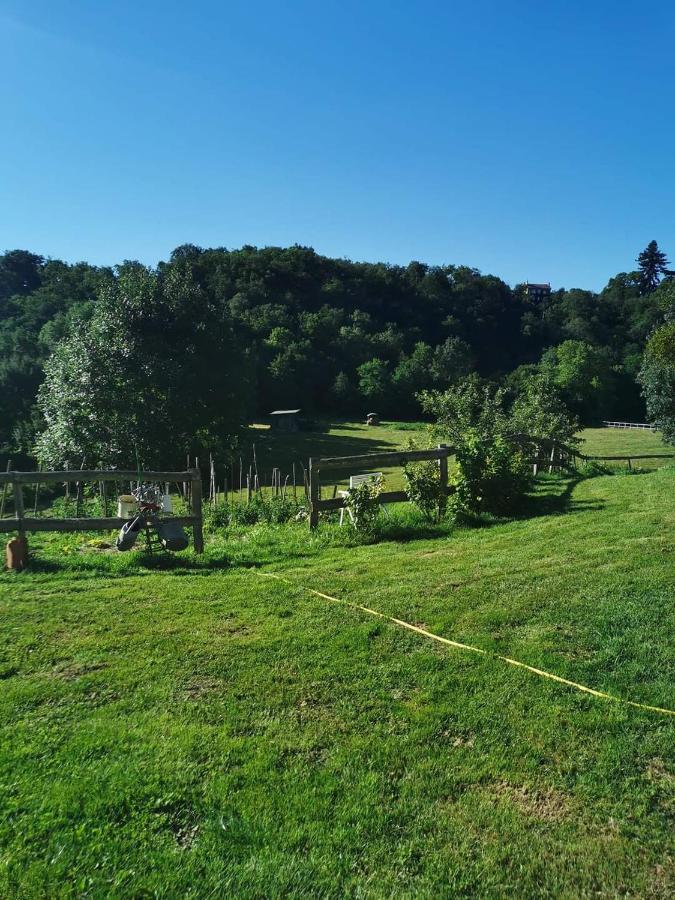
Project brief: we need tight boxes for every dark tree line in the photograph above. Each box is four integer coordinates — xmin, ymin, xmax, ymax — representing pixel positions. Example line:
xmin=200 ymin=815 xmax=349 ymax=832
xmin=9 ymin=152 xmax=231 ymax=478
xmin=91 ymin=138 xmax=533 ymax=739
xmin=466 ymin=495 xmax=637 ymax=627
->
xmin=0 ymin=240 xmax=673 ymax=466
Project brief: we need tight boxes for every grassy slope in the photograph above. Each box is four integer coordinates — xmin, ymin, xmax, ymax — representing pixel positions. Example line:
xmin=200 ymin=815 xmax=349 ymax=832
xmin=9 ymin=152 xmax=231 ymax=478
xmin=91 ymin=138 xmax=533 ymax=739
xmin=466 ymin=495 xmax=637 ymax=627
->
xmin=241 ymin=421 xmax=674 ymax=493
xmin=243 ymin=419 xmax=425 ymax=492
xmin=579 ymin=427 xmax=673 ymax=467
xmin=1 ymin=464 xmax=674 ymax=897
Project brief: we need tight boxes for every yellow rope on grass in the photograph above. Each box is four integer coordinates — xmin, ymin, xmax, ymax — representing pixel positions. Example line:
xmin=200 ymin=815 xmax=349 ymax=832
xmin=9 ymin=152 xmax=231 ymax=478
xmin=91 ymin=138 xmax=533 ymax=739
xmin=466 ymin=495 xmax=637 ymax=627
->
xmin=255 ymin=571 xmax=675 ymax=718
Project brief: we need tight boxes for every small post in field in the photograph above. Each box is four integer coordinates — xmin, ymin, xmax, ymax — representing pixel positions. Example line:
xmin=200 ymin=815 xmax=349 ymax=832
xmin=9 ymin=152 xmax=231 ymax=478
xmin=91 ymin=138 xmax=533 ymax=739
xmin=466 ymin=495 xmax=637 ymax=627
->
xmin=309 ymin=458 xmax=319 ymax=529
xmin=10 ymin=478 xmax=28 ymax=566
xmin=190 ymin=467 xmax=204 ymax=554
xmin=1 ymin=458 xmax=12 ymax=518
xmin=438 ymin=444 xmax=449 ymax=492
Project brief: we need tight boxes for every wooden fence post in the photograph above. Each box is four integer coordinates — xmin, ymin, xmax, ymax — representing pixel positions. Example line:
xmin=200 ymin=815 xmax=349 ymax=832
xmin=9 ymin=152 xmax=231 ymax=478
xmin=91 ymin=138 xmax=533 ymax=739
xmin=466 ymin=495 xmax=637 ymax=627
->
xmin=190 ymin=468 xmax=204 ymax=554
xmin=438 ymin=444 xmax=449 ymax=499
xmin=13 ymin=478 xmax=27 ymax=557
xmin=0 ymin=459 xmax=11 ymax=518
xmin=309 ymin=458 xmax=319 ymax=529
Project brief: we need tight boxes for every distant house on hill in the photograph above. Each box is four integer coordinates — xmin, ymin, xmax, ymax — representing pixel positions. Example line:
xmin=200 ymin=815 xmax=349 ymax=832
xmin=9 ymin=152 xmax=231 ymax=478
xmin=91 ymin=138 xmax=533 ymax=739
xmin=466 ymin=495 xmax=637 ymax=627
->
xmin=269 ymin=409 xmax=301 ymax=432
xmin=524 ymin=282 xmax=551 ymax=302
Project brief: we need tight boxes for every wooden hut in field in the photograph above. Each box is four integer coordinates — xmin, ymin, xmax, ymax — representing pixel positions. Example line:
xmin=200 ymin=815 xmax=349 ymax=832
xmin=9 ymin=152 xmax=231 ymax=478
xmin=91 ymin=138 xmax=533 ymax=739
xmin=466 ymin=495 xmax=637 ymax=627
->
xmin=269 ymin=409 xmax=301 ymax=432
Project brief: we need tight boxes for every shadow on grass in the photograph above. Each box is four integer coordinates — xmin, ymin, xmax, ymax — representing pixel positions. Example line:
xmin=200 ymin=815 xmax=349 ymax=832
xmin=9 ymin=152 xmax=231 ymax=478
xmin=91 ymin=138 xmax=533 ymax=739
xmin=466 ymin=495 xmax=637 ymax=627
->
xmin=9 ymin=474 xmax=613 ymax=581
xmin=24 ymin=549 xmax=231 ymax=578
xmin=240 ymin=423 xmax=412 ymax=471
xmin=364 ymin=521 xmax=451 ymax=544
xmin=423 ymin=475 xmax=604 ymax=533
xmin=515 ymin=476 xmax=591 ymax=520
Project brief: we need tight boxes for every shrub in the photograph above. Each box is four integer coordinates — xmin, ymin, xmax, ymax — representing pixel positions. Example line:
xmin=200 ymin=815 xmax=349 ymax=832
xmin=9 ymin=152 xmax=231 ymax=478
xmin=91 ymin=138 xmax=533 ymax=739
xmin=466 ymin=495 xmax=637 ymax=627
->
xmin=404 ymin=460 xmax=447 ymax=522
xmin=420 ymin=377 xmax=533 ymax=521
xmin=450 ymin=432 xmax=532 ymax=521
xmin=343 ymin=475 xmax=383 ymax=533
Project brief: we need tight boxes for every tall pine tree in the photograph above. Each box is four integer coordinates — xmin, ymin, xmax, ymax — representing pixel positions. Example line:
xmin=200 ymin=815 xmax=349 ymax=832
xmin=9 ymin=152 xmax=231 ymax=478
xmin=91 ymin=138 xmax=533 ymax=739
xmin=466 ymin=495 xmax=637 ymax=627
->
xmin=637 ymin=240 xmax=670 ymax=293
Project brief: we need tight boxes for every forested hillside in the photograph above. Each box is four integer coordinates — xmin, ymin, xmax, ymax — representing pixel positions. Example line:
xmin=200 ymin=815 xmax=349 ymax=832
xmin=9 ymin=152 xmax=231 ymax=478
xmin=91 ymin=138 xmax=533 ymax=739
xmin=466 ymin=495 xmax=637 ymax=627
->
xmin=0 ymin=242 xmax=672 ymax=464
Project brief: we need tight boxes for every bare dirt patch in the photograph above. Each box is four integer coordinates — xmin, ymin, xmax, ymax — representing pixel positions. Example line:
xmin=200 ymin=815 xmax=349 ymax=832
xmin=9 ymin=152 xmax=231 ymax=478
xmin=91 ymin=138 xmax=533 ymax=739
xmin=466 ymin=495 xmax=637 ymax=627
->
xmin=182 ymin=676 xmax=227 ymax=700
xmin=485 ymin=780 xmax=571 ymax=821
xmin=51 ymin=661 xmax=108 ymax=681
xmin=450 ymin=733 xmax=476 ymax=749
xmin=648 ymin=857 xmax=675 ymax=899
xmin=173 ymin=823 xmax=200 ymax=850
xmin=646 ymin=758 xmax=674 ymax=785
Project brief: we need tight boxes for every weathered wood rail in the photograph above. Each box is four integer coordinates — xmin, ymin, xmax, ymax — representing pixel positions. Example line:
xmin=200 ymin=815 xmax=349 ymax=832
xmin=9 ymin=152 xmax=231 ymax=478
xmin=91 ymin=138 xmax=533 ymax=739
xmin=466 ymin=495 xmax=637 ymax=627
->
xmin=508 ymin=433 xmax=674 ymax=472
xmin=308 ymin=446 xmax=451 ymax=528
xmin=0 ymin=468 xmax=204 ymax=553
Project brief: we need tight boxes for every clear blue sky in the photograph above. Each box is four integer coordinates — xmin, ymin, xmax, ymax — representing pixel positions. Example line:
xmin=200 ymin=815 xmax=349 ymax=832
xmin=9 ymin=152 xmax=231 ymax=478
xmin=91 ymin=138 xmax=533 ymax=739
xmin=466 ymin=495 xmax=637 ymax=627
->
xmin=1 ymin=0 xmax=674 ymax=290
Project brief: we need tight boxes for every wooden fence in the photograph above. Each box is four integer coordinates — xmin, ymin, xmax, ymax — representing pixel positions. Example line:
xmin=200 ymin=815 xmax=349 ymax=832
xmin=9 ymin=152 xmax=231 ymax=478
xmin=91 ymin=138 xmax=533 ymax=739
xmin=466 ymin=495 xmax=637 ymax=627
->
xmin=0 ymin=468 xmax=204 ymax=553
xmin=308 ymin=445 xmax=451 ymax=528
xmin=508 ymin=433 xmax=675 ymax=472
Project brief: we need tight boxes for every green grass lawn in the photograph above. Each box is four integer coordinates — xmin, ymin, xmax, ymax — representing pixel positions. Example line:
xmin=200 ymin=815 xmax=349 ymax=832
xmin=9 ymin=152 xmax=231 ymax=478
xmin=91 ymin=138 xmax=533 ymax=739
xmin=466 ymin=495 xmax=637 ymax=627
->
xmin=1 ymin=464 xmax=674 ymax=897
xmin=238 ymin=421 xmax=674 ymax=495
xmin=241 ymin=419 xmax=426 ymax=494
xmin=579 ymin=427 xmax=674 ymax=468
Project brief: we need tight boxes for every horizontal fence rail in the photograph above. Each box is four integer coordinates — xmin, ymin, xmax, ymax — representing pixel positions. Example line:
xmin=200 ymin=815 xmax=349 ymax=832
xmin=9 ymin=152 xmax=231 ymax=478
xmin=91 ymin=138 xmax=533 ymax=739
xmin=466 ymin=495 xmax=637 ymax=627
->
xmin=583 ymin=454 xmax=674 ymax=461
xmin=0 ymin=516 xmax=198 ymax=534
xmin=0 ymin=470 xmax=200 ymax=485
xmin=317 ymin=447 xmax=452 ymax=470
xmin=0 ymin=468 xmax=203 ymax=553
xmin=507 ymin=433 xmax=674 ymax=474
xmin=308 ymin=445 xmax=452 ymax=528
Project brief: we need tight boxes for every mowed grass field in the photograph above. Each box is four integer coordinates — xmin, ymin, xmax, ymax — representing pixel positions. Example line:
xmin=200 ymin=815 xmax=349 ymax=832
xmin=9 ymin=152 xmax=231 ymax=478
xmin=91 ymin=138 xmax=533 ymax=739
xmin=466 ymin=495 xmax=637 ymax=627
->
xmin=242 ymin=419 xmax=426 ymax=493
xmin=238 ymin=421 xmax=674 ymax=494
xmin=1 ymin=428 xmax=674 ymax=897
xmin=579 ymin=427 xmax=674 ymax=468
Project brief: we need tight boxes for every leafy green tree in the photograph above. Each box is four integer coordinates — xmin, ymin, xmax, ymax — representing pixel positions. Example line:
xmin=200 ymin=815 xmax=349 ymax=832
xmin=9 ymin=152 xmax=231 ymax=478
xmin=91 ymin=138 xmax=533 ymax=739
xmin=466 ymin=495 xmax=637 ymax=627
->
xmin=37 ymin=263 xmax=250 ymax=468
xmin=540 ymin=340 xmax=616 ymax=423
xmin=265 ymin=341 xmax=312 ymax=409
xmin=639 ymin=293 xmax=675 ymax=442
xmin=419 ymin=374 xmax=509 ymax=445
xmin=357 ymin=358 xmax=390 ymax=409
xmin=638 ymin=352 xmax=675 ymax=443
xmin=509 ymin=374 xmax=580 ymax=444
xmin=392 ymin=343 xmax=434 ymax=411
xmin=0 ymin=254 xmax=108 ymax=456
xmin=646 ymin=321 xmax=675 ymax=367
xmin=637 ymin=240 xmax=671 ymax=294
xmin=0 ymin=250 xmax=43 ymax=306
xmin=331 ymin=371 xmax=353 ymax=410
xmin=431 ymin=336 xmax=473 ymax=385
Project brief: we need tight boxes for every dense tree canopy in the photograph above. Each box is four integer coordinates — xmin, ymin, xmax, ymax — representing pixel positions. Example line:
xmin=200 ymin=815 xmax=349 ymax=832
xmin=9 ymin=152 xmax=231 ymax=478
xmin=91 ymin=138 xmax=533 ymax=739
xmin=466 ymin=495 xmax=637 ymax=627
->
xmin=1 ymin=240 xmax=673 ymax=464
xmin=36 ymin=263 xmax=251 ymax=469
